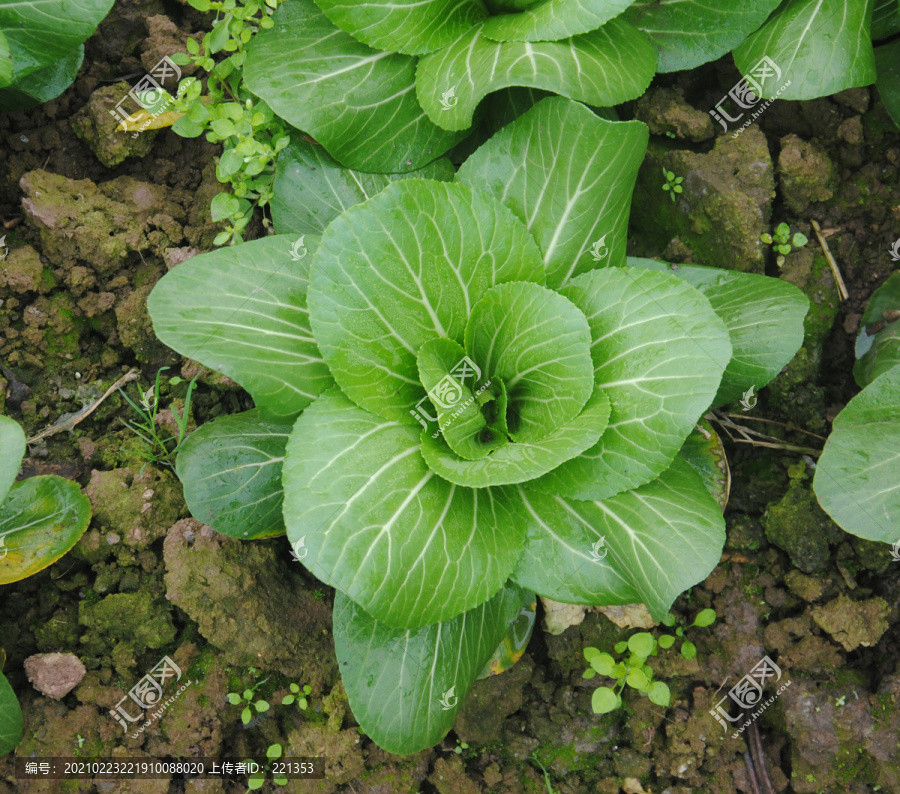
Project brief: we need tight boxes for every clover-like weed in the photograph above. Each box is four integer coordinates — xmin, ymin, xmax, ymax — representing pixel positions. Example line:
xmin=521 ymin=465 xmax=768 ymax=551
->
xmin=661 ymin=168 xmax=683 ymax=202
xmin=761 ymin=222 xmax=808 ymax=267
xmin=281 ymin=683 xmax=311 ymax=711
xmin=583 ymin=608 xmax=716 ymax=714
xmin=227 ymin=678 xmax=270 ymax=724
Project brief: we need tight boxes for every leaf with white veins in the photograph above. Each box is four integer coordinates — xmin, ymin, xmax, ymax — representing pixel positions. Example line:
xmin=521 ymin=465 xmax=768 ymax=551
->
xmin=282 ymin=389 xmax=527 ymax=629
xmin=148 ymin=236 xmax=334 ymax=421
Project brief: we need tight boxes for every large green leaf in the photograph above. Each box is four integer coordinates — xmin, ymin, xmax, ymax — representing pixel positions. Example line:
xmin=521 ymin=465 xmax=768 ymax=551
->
xmin=0 ymin=475 xmax=91 ymax=584
xmin=813 ymin=365 xmax=900 ymax=543
xmin=481 ymin=0 xmax=635 ymax=42
xmin=333 ymin=581 xmax=524 ymax=755
xmin=534 ymin=267 xmax=732 ymax=500
xmin=678 ymin=419 xmax=730 ymax=512
xmin=271 ymin=138 xmax=455 ymax=237
xmin=872 ymin=0 xmax=900 ymax=38
xmin=513 ymin=457 xmax=725 ymax=619
xmin=147 ymin=235 xmax=334 ymax=421
xmin=245 ymin=0 xmax=465 ymax=172
xmin=0 ymin=29 xmax=14 ymax=88
xmin=0 ymin=0 xmax=113 ymax=86
xmin=854 ymin=272 xmax=900 ymax=388
xmin=313 ymin=0 xmax=487 ymax=55
xmin=623 ymin=0 xmax=782 ymax=73
xmin=416 ymin=18 xmax=657 ymax=131
xmin=0 ymin=416 xmax=25 ymax=504
xmin=627 ymin=258 xmax=809 ymax=405
xmin=456 ymin=97 xmax=648 ymax=286
xmin=282 ymin=389 xmax=527 ymax=629
xmin=176 ymin=410 xmax=293 ymax=540
xmin=0 ymin=671 xmax=23 ymax=757
xmin=733 ymin=0 xmax=876 ymax=101
xmin=307 ymin=179 xmax=544 ymax=423
xmin=465 ymin=282 xmax=594 ymax=442
xmin=0 ymin=46 xmax=83 ymax=111
xmin=875 ymin=38 xmax=900 ymax=129
xmin=420 ymin=389 xmax=611 ymax=487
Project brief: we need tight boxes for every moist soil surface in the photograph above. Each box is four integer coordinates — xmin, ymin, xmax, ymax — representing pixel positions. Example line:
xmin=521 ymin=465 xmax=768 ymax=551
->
xmin=1 ymin=5 xmax=899 ymax=793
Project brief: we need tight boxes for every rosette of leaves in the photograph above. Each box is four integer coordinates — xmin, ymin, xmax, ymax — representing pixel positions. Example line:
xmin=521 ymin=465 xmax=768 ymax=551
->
xmin=814 ymin=272 xmax=900 ymax=541
xmin=0 ymin=416 xmax=91 ymax=585
xmin=147 ymin=97 xmax=807 ymax=754
xmin=242 ymin=0 xmax=658 ymax=171
xmin=0 ymin=0 xmax=115 ymax=110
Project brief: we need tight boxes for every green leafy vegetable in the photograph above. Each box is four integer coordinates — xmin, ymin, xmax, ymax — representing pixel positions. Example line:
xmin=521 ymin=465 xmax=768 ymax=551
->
xmin=733 ymin=0 xmax=876 ymax=101
xmin=624 ymin=0 xmax=781 ymax=73
xmin=0 ymin=416 xmax=91 ymax=585
xmin=854 ymin=272 xmax=900 ymax=387
xmin=0 ymin=670 xmax=23 ymax=756
xmin=149 ymin=97 xmax=807 ymax=754
xmin=815 ymin=355 xmax=900 ymax=543
xmin=0 ymin=0 xmax=115 ymax=110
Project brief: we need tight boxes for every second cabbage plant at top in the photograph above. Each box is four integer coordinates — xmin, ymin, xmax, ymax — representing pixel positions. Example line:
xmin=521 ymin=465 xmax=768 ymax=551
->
xmin=147 ymin=98 xmax=808 ymax=754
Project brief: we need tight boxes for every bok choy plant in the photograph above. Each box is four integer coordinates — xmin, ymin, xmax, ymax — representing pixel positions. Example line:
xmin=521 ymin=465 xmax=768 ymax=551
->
xmin=147 ymin=97 xmax=808 ymax=753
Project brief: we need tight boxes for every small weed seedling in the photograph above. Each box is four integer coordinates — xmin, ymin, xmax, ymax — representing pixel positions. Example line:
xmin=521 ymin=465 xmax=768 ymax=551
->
xmin=281 ymin=683 xmax=311 ymax=711
xmin=662 ymin=168 xmax=683 ymax=202
xmin=170 ymin=0 xmax=290 ymax=244
xmin=227 ymin=678 xmax=270 ymax=724
xmin=761 ymin=222 xmax=809 ymax=267
xmin=118 ymin=367 xmax=197 ymax=472
xmin=247 ymin=743 xmax=287 ymax=790
xmin=583 ymin=608 xmax=716 ymax=714
xmin=528 ymin=752 xmax=557 ymax=794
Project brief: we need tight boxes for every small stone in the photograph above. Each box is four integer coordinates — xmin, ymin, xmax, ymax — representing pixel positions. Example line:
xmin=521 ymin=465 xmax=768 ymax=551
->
xmin=24 ymin=653 xmax=86 ymax=699
xmin=140 ymin=503 xmax=152 ymax=514
xmin=106 ymin=533 xmax=120 ymax=545
xmin=785 ymin=570 xmax=829 ymax=602
xmin=836 ymin=116 xmax=864 ymax=145
xmin=142 ymin=489 xmax=155 ymax=499
xmin=810 ymin=594 xmax=890 ymax=651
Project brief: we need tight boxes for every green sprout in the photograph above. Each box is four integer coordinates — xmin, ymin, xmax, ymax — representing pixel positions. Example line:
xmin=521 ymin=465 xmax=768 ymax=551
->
xmin=118 ymin=367 xmax=198 ymax=473
xmin=528 ymin=752 xmax=557 ymax=794
xmin=661 ymin=168 xmax=683 ymax=202
xmin=761 ymin=222 xmax=809 ymax=267
xmin=281 ymin=683 xmax=311 ymax=711
xmin=226 ymin=678 xmax=270 ymax=724
xmin=247 ymin=743 xmax=287 ymax=790
xmin=583 ymin=608 xmax=716 ymax=714
xmin=169 ymin=0 xmax=290 ymax=245
xmin=453 ymin=739 xmax=469 ymax=755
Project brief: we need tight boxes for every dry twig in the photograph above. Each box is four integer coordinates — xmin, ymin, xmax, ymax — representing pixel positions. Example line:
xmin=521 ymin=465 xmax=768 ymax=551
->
xmin=26 ymin=369 xmax=140 ymax=444
xmin=811 ymin=219 xmax=849 ymax=301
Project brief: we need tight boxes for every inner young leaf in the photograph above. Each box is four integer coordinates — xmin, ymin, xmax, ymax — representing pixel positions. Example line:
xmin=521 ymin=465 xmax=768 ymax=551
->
xmin=416 ymin=337 xmax=508 ymax=460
